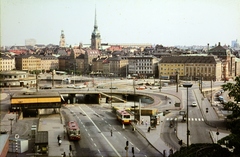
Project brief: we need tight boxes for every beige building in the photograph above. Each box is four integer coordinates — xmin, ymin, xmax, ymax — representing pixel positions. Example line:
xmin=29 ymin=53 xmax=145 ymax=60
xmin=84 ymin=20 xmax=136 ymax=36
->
xmin=40 ymin=55 xmax=58 ymax=72
xmin=15 ymin=55 xmax=58 ymax=72
xmin=0 ymin=54 xmax=15 ymax=71
xmin=0 ymin=70 xmax=35 ymax=87
xmin=107 ymin=56 xmax=128 ymax=77
xmin=159 ymin=55 xmax=222 ymax=81
xmin=15 ymin=55 xmax=41 ymax=72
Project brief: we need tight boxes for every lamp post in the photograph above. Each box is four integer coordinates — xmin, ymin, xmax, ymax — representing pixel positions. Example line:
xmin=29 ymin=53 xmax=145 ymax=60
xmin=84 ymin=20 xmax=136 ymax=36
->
xmin=183 ymin=83 xmax=193 ymax=148
xmin=9 ymin=118 xmax=14 ymax=134
xmin=159 ymin=75 xmax=162 ymax=92
xmin=111 ymin=74 xmax=112 ymax=107
xmin=176 ymin=71 xmax=179 ymax=92
xmin=133 ymin=78 xmax=136 ymax=123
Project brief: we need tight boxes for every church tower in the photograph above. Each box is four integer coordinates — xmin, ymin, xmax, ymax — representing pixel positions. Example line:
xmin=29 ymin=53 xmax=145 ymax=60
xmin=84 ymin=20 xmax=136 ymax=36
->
xmin=59 ymin=30 xmax=66 ymax=47
xmin=91 ymin=9 xmax=101 ymax=50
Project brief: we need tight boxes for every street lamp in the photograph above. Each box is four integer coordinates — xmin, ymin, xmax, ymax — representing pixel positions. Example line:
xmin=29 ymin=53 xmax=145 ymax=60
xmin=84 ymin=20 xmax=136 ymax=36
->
xmin=183 ymin=83 xmax=193 ymax=148
xmin=111 ymin=74 xmax=112 ymax=107
xmin=176 ymin=70 xmax=179 ymax=92
xmin=9 ymin=118 xmax=14 ymax=134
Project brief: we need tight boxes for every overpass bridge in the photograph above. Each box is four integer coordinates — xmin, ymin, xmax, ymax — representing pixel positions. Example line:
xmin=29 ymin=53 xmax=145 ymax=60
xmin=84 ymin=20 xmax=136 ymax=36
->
xmin=10 ymin=90 xmax=154 ymax=110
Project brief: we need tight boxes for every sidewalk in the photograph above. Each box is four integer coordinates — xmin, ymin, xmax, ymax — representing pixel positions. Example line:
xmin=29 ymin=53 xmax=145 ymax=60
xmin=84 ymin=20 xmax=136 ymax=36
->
xmin=135 ymin=117 xmax=172 ymax=154
xmin=38 ymin=114 xmax=71 ymax=157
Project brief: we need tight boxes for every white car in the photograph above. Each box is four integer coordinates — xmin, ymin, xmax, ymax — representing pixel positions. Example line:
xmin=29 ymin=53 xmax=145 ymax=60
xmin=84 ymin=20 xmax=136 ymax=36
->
xmin=150 ymin=86 xmax=158 ymax=90
xmin=74 ymin=85 xmax=82 ymax=89
xmin=192 ymin=102 xmax=197 ymax=107
xmin=67 ymin=84 xmax=75 ymax=88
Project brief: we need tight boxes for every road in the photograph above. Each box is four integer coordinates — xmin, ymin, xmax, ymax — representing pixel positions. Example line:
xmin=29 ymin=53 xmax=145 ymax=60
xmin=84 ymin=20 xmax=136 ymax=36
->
xmin=62 ymin=104 xmax=161 ymax=157
xmin=2 ymin=77 xmax=230 ymax=156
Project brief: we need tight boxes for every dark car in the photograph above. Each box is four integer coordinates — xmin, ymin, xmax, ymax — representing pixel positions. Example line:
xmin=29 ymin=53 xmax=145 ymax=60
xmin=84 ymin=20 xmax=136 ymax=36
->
xmin=40 ymin=85 xmax=52 ymax=89
xmin=109 ymin=87 xmax=118 ymax=89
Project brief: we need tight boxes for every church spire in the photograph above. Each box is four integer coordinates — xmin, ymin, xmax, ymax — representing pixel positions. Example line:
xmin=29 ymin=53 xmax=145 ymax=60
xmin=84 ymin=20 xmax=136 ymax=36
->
xmin=94 ymin=7 xmax=97 ymax=29
xmin=91 ymin=7 xmax=101 ymax=50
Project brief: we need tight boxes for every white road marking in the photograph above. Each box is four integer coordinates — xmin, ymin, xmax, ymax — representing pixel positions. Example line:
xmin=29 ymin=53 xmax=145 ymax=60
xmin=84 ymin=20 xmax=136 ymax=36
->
xmin=78 ymin=106 xmax=121 ymax=157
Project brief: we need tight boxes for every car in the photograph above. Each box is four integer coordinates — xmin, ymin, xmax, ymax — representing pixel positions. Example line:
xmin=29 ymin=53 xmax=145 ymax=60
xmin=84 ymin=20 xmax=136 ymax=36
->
xmin=96 ymin=86 xmax=104 ymax=89
xmin=109 ymin=87 xmax=118 ymax=89
xmin=192 ymin=102 xmax=197 ymax=107
xmin=67 ymin=84 xmax=75 ymax=88
xmin=40 ymin=85 xmax=52 ymax=89
xmin=74 ymin=85 xmax=82 ymax=89
xmin=150 ymin=86 xmax=158 ymax=90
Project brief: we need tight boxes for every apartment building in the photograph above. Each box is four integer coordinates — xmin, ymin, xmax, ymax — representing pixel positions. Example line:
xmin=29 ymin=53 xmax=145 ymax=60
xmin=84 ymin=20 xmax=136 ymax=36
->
xmin=15 ymin=55 xmax=41 ymax=71
xmin=128 ymin=55 xmax=159 ymax=78
xmin=108 ymin=56 xmax=128 ymax=77
xmin=15 ymin=55 xmax=58 ymax=72
xmin=159 ymin=55 xmax=222 ymax=81
xmin=0 ymin=54 xmax=15 ymax=71
xmin=41 ymin=55 xmax=58 ymax=72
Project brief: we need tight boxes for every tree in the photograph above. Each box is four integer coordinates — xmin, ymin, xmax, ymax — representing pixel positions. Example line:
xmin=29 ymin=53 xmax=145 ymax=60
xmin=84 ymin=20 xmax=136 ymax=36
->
xmin=222 ymin=76 xmax=240 ymax=104
xmin=218 ymin=76 xmax=240 ymax=155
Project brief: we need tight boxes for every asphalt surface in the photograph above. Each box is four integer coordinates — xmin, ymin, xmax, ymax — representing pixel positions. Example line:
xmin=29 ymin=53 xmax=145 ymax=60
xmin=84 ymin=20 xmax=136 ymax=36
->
xmin=1 ymin=81 xmax=231 ymax=157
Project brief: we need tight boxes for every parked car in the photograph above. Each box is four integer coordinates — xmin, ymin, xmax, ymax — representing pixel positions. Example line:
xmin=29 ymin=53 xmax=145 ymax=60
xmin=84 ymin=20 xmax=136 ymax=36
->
xmin=74 ymin=85 xmax=82 ymax=89
xmin=150 ymin=86 xmax=158 ymax=90
xmin=40 ymin=85 xmax=52 ymax=89
xmin=109 ymin=87 xmax=118 ymax=89
xmin=192 ymin=102 xmax=197 ymax=107
xmin=96 ymin=85 xmax=104 ymax=89
xmin=67 ymin=84 xmax=75 ymax=88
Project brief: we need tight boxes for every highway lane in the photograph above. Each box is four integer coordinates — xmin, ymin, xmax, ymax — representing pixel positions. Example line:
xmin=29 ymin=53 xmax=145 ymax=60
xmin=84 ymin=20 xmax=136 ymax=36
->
xmin=63 ymin=104 xmax=161 ymax=157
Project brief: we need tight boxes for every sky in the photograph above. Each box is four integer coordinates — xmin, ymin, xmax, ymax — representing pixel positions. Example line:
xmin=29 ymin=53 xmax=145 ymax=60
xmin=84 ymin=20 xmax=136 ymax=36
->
xmin=1 ymin=0 xmax=240 ymax=47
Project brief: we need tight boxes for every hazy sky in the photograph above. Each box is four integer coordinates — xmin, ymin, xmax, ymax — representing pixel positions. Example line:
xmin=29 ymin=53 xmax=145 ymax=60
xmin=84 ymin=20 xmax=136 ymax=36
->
xmin=1 ymin=0 xmax=240 ymax=46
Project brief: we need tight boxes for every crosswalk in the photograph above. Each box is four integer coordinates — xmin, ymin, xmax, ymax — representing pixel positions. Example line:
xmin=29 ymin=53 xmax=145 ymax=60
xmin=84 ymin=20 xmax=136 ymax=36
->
xmin=165 ymin=117 xmax=204 ymax=122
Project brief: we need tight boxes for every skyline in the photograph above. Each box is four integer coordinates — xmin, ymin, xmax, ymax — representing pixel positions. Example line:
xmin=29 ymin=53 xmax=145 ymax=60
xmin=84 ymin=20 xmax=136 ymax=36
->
xmin=1 ymin=0 xmax=240 ymax=47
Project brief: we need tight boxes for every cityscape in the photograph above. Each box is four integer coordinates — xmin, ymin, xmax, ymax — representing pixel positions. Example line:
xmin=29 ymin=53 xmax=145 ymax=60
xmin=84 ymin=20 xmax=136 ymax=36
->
xmin=1 ymin=0 xmax=240 ymax=157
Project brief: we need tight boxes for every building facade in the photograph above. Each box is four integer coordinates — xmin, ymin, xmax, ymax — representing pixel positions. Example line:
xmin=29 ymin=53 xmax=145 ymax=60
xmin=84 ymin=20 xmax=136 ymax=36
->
xmin=159 ymin=55 xmax=222 ymax=81
xmin=0 ymin=54 xmax=15 ymax=71
xmin=15 ymin=55 xmax=41 ymax=72
xmin=0 ymin=71 xmax=36 ymax=87
xmin=128 ymin=55 xmax=159 ymax=78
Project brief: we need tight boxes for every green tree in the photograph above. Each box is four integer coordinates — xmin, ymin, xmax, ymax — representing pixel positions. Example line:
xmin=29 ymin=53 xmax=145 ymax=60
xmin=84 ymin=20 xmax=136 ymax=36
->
xmin=222 ymin=76 xmax=240 ymax=103
xmin=218 ymin=76 xmax=240 ymax=156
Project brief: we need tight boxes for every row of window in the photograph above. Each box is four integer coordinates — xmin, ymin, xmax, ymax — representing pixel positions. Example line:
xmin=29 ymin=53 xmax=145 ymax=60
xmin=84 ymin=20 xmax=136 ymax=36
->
xmin=162 ymin=64 xmax=214 ymax=66
xmin=0 ymin=75 xmax=27 ymax=79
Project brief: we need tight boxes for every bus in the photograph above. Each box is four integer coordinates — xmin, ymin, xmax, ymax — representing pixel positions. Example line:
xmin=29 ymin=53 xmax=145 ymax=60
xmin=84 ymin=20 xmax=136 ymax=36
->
xmin=116 ymin=109 xmax=134 ymax=124
xmin=66 ymin=121 xmax=80 ymax=140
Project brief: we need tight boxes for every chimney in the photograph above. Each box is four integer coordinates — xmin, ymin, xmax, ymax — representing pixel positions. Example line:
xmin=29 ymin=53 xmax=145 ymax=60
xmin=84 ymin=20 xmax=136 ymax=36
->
xmin=218 ymin=42 xmax=221 ymax=46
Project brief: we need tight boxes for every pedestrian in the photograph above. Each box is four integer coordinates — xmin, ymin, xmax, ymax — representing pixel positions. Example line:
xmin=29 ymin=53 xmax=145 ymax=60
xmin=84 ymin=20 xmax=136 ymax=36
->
xmin=145 ymin=121 xmax=148 ymax=126
xmin=110 ymin=129 xmax=113 ymax=136
xmin=58 ymin=139 xmax=62 ymax=146
xmin=141 ymin=118 xmax=144 ymax=125
xmin=148 ymin=126 xmax=151 ymax=132
xmin=57 ymin=135 xmax=61 ymax=142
